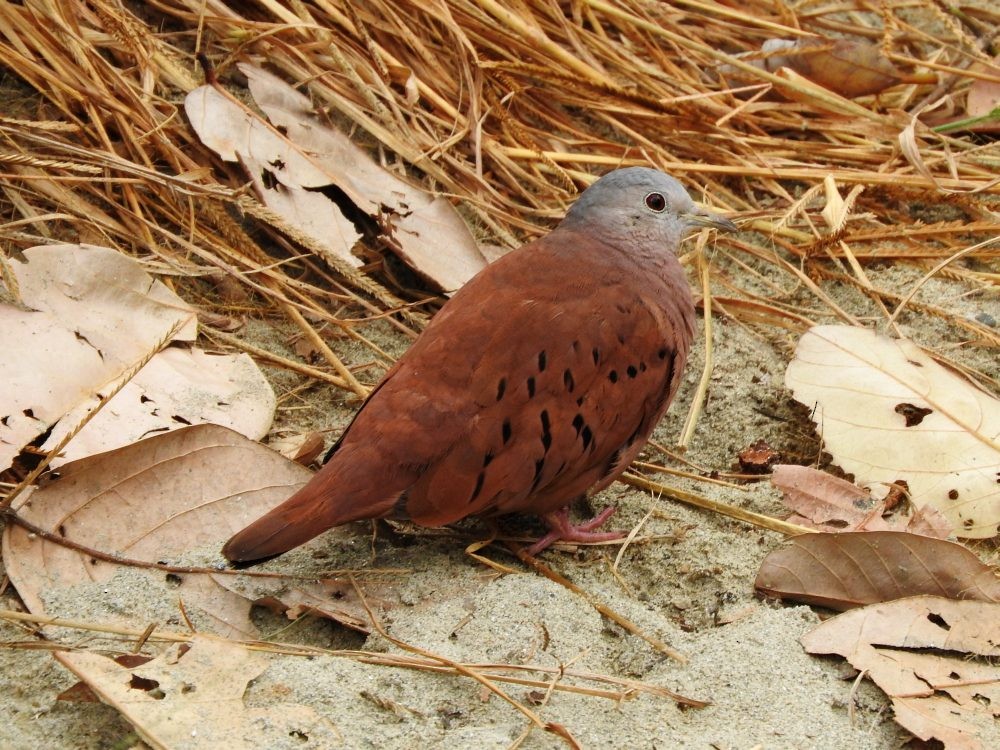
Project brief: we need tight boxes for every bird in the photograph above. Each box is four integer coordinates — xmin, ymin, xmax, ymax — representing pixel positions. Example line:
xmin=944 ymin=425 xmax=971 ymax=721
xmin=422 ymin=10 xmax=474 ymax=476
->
xmin=223 ymin=167 xmax=736 ymax=563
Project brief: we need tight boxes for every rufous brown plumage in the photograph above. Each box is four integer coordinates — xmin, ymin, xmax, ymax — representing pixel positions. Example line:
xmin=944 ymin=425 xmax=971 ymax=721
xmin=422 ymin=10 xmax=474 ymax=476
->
xmin=223 ymin=167 xmax=735 ymax=563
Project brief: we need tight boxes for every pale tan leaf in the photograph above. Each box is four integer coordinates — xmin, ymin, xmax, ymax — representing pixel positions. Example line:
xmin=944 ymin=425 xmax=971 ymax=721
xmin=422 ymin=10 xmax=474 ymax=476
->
xmin=184 ymin=85 xmax=363 ymax=269
xmin=268 ymin=431 xmax=325 ymax=465
xmin=184 ymin=66 xmax=487 ymax=292
xmin=785 ymin=326 xmax=1000 ymax=537
xmin=216 ymin=575 xmax=389 ymax=634
xmin=55 ymin=637 xmax=342 ymax=750
xmin=39 ymin=347 xmax=275 ymax=465
xmin=0 ymin=245 xmax=196 ymax=471
xmin=753 ymin=37 xmax=935 ymax=98
xmin=241 ymin=64 xmax=486 ymax=293
xmin=801 ymin=597 xmax=1000 ymax=749
xmin=3 ymin=425 xmax=312 ymax=639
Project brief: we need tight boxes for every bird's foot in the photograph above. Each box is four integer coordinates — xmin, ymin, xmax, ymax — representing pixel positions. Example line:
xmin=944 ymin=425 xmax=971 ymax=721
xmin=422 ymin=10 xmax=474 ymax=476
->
xmin=526 ymin=506 xmax=625 ymax=555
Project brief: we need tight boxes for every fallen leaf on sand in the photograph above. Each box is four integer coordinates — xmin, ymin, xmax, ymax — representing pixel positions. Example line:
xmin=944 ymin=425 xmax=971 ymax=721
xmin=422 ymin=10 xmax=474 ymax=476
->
xmin=771 ymin=464 xmax=952 ymax=536
xmin=785 ymin=325 xmax=1000 ymax=538
xmin=55 ymin=636 xmax=342 ymax=749
xmin=3 ymin=425 xmax=312 ymax=639
xmin=3 ymin=425 xmax=467 ymax=639
xmin=801 ymin=596 xmax=1000 ymax=749
xmin=39 ymin=346 xmax=275 ymax=465
xmin=755 ymin=531 xmax=1000 ymax=610
xmin=0 ymin=244 xmax=196 ymax=471
xmin=0 ymin=244 xmax=273 ymax=469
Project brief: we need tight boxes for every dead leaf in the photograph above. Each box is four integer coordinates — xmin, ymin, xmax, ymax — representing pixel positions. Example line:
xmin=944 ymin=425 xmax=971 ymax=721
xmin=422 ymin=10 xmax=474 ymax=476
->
xmin=737 ymin=438 xmax=780 ymax=474
xmin=3 ymin=425 xmax=312 ymax=638
xmin=185 ymin=65 xmax=486 ymax=293
xmin=39 ymin=347 xmax=275 ymax=465
xmin=771 ymin=464 xmax=952 ymax=536
xmin=269 ymin=431 xmax=325 ymax=465
xmin=184 ymin=84 xmax=363 ymax=271
xmin=0 ymin=245 xmax=196 ymax=471
xmin=964 ymin=56 xmax=1000 ymax=133
xmin=801 ymin=596 xmax=1000 ymax=749
xmin=729 ymin=37 xmax=935 ymax=98
xmin=1 ymin=245 xmax=273 ymax=469
xmin=216 ymin=575 xmax=390 ymax=634
xmin=785 ymin=325 xmax=1000 ymax=538
xmin=755 ymin=531 xmax=1000 ymax=610
xmin=55 ymin=637 xmax=342 ymax=749
xmin=3 ymin=425 xmax=458 ymax=639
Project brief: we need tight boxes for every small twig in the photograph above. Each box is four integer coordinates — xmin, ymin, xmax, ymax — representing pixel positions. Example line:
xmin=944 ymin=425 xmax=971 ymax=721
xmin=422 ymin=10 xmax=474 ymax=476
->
xmin=679 ymin=237 xmax=714 ymax=448
xmin=507 ymin=542 xmax=695 ymax=669
xmin=347 ymin=576 xmax=568 ymax=742
xmin=620 ymin=472 xmax=815 ymax=537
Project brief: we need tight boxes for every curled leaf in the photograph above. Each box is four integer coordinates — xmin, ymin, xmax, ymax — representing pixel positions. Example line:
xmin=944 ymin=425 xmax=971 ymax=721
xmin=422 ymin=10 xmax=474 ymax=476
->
xmin=725 ymin=36 xmax=935 ymax=98
xmin=772 ymin=464 xmax=952 ymax=537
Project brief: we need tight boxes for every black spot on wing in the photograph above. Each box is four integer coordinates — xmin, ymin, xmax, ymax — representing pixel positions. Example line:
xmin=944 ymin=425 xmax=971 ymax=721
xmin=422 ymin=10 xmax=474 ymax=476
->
xmin=502 ymin=419 xmax=512 ymax=444
xmin=496 ymin=378 xmax=506 ymax=401
xmin=540 ymin=410 xmax=552 ymax=452
xmin=563 ymin=369 xmax=575 ymax=392
xmin=531 ymin=458 xmax=545 ymax=491
xmin=470 ymin=471 xmax=486 ymax=503
xmin=527 ymin=376 xmax=536 ymax=398
xmin=538 ymin=351 xmax=547 ymax=372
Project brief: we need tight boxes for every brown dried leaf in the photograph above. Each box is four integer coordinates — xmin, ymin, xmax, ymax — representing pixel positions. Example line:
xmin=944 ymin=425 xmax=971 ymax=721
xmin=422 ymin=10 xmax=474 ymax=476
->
xmin=772 ymin=465 xmax=952 ymax=537
xmin=268 ymin=431 xmax=325 ymax=465
xmin=55 ymin=637 xmax=342 ymax=749
xmin=750 ymin=37 xmax=935 ymax=98
xmin=39 ymin=347 xmax=275 ymax=465
xmin=242 ymin=64 xmax=486 ymax=293
xmin=755 ymin=531 xmax=1000 ymax=610
xmin=963 ymin=56 xmax=1000 ymax=134
xmin=184 ymin=84 xmax=364 ymax=270
xmin=2 ymin=425 xmax=312 ymax=638
xmin=785 ymin=326 xmax=1000 ymax=538
xmin=216 ymin=575 xmax=391 ymax=634
xmin=801 ymin=597 xmax=1000 ymax=749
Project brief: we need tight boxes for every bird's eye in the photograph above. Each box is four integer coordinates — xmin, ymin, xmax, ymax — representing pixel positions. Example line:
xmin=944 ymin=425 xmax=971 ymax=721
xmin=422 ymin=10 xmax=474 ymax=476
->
xmin=644 ymin=192 xmax=666 ymax=212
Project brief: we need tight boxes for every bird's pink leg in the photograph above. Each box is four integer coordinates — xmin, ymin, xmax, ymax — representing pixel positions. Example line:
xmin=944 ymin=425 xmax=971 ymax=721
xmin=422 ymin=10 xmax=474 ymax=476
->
xmin=526 ymin=506 xmax=625 ymax=555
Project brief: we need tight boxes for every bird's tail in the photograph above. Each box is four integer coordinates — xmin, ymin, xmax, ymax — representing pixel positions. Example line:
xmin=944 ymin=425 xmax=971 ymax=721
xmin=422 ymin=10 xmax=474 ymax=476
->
xmin=222 ymin=474 xmax=395 ymax=563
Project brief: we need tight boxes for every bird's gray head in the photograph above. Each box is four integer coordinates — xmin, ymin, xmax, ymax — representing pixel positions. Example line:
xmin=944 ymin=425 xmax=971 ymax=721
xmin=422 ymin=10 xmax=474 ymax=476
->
xmin=560 ymin=167 xmax=735 ymax=253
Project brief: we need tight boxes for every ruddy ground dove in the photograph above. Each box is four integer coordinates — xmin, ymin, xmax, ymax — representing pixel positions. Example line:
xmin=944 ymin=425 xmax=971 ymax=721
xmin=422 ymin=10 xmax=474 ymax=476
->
xmin=224 ymin=167 xmax=735 ymax=563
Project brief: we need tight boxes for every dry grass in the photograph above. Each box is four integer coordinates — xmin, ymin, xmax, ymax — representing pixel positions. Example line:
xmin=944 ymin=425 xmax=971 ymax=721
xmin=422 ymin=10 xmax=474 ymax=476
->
xmin=0 ymin=1 xmax=995 ymax=377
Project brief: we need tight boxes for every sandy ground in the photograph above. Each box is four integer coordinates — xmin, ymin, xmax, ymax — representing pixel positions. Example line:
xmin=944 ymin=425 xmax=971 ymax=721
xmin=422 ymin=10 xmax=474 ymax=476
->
xmin=3 ymin=227 xmax=996 ymax=750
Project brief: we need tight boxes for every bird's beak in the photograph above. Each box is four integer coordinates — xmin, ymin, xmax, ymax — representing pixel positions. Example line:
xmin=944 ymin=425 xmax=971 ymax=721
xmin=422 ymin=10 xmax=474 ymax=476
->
xmin=683 ymin=208 xmax=738 ymax=233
